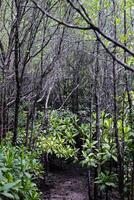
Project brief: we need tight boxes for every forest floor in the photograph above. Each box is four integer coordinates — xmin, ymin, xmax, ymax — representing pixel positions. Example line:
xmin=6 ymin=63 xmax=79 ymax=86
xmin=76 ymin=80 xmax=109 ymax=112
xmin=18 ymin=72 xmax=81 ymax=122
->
xmin=41 ymin=163 xmax=89 ymax=200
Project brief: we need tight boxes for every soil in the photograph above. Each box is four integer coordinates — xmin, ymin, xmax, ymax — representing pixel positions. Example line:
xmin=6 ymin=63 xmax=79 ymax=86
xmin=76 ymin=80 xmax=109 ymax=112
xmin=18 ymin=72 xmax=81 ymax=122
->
xmin=41 ymin=165 xmax=89 ymax=200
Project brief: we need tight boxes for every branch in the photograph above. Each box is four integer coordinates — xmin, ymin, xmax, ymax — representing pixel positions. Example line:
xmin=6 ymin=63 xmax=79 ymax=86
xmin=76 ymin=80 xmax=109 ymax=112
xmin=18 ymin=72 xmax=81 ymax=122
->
xmin=0 ymin=40 xmax=6 ymax=63
xmin=31 ymin=0 xmax=91 ymax=30
xmin=67 ymin=0 xmax=134 ymax=72
xmin=96 ymin=33 xmax=134 ymax=72
xmin=58 ymin=84 xmax=80 ymax=110
xmin=31 ymin=0 xmax=134 ymax=72
xmin=66 ymin=0 xmax=134 ymax=57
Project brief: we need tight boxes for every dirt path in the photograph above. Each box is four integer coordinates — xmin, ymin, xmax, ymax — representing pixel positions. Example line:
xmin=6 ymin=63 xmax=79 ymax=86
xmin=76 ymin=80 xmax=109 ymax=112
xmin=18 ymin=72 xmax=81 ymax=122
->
xmin=41 ymin=167 xmax=88 ymax=200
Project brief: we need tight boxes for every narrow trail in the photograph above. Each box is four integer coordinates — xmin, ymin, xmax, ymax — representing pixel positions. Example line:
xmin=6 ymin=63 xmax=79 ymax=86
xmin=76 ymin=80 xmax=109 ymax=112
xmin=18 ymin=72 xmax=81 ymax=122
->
xmin=41 ymin=166 xmax=88 ymax=200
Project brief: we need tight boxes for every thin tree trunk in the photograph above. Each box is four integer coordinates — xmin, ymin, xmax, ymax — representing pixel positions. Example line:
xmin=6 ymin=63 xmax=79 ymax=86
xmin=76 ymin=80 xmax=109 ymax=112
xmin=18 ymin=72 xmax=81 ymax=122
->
xmin=113 ymin=1 xmax=124 ymax=199
xmin=12 ymin=0 xmax=21 ymax=145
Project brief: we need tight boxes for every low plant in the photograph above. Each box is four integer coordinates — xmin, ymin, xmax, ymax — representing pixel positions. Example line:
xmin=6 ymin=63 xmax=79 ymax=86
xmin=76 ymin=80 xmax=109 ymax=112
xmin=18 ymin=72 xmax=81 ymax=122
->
xmin=0 ymin=144 xmax=43 ymax=200
xmin=38 ymin=110 xmax=79 ymax=160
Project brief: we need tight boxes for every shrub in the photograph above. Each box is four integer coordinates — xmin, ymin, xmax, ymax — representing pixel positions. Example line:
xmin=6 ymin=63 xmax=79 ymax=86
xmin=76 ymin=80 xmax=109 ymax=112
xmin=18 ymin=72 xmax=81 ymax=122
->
xmin=0 ymin=144 xmax=43 ymax=200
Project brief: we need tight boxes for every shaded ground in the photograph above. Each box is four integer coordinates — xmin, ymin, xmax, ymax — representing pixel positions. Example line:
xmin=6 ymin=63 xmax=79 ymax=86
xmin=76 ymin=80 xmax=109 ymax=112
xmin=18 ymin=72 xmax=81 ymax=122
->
xmin=41 ymin=166 xmax=88 ymax=200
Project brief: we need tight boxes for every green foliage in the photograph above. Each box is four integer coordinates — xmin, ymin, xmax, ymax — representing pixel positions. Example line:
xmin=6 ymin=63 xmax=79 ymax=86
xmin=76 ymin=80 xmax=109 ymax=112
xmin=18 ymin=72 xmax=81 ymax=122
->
xmin=81 ymin=140 xmax=98 ymax=167
xmin=0 ymin=145 xmax=43 ymax=200
xmin=4 ymin=89 xmax=134 ymax=198
xmin=38 ymin=110 xmax=79 ymax=159
xmin=5 ymin=109 xmax=44 ymax=146
xmin=95 ymin=171 xmax=117 ymax=191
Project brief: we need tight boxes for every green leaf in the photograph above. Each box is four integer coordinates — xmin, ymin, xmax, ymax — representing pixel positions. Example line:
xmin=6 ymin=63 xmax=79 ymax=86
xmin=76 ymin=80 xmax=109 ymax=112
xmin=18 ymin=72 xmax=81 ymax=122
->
xmin=1 ymin=192 xmax=14 ymax=199
xmin=116 ymin=18 xmax=121 ymax=25
xmin=0 ymin=181 xmax=20 ymax=192
xmin=112 ymin=155 xmax=117 ymax=162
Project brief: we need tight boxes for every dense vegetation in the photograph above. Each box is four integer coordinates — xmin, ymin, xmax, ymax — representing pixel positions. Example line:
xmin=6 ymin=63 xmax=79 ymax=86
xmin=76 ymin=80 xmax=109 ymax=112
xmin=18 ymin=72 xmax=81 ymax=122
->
xmin=0 ymin=144 xmax=42 ymax=199
xmin=0 ymin=0 xmax=134 ymax=199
